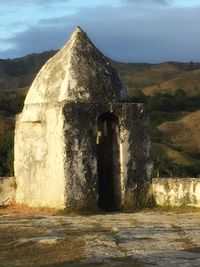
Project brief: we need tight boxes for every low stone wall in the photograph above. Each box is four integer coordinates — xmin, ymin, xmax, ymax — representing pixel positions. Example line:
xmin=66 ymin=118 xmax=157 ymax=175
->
xmin=152 ymin=178 xmax=200 ymax=207
xmin=0 ymin=177 xmax=16 ymax=206
xmin=1 ymin=176 xmax=200 ymax=209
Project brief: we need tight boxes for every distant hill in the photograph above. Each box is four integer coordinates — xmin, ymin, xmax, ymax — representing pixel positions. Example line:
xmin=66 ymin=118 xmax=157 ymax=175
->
xmin=143 ymin=68 xmax=200 ymax=96
xmin=0 ymin=51 xmax=200 ymax=177
xmin=1 ymin=52 xmax=200 ymax=96
xmin=152 ymin=142 xmax=200 ymax=166
xmin=0 ymin=51 xmax=56 ymax=91
xmin=158 ymin=111 xmax=200 ymax=156
xmin=115 ymin=61 xmax=200 ymax=97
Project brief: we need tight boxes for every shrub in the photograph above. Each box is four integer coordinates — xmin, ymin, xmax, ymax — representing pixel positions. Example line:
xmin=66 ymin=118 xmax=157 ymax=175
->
xmin=0 ymin=131 xmax=14 ymax=176
xmin=153 ymin=156 xmax=200 ymax=178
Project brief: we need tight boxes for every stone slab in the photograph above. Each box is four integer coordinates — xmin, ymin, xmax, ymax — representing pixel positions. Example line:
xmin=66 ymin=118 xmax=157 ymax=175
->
xmin=0 ymin=177 xmax=16 ymax=206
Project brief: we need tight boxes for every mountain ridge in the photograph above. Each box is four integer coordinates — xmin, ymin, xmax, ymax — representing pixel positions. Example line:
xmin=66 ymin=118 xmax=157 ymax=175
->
xmin=1 ymin=50 xmax=200 ymax=95
xmin=1 ymin=50 xmax=200 ymax=177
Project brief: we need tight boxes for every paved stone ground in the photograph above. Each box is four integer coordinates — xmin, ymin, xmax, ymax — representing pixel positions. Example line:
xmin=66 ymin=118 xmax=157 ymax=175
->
xmin=0 ymin=210 xmax=200 ymax=266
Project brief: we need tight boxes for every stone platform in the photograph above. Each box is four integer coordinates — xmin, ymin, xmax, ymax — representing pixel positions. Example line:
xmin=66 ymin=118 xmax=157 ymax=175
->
xmin=1 ymin=210 xmax=200 ymax=266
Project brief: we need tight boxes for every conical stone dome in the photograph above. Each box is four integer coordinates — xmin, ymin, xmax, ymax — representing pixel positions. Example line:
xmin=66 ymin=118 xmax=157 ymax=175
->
xmin=25 ymin=26 xmax=127 ymax=104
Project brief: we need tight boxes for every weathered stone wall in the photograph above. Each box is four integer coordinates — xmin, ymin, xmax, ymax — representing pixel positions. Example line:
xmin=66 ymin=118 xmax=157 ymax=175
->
xmin=14 ymin=27 xmax=152 ymax=211
xmin=3 ymin=177 xmax=200 ymax=209
xmin=14 ymin=100 xmax=152 ymax=211
xmin=122 ymin=103 xmax=152 ymax=209
xmin=15 ymin=103 xmax=66 ymax=209
xmin=153 ymin=178 xmax=200 ymax=207
xmin=0 ymin=177 xmax=16 ymax=206
xmin=63 ymin=102 xmax=152 ymax=211
xmin=25 ymin=27 xmax=126 ymax=105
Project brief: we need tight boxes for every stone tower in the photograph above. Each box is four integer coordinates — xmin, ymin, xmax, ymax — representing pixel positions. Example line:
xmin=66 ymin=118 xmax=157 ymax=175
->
xmin=14 ymin=27 xmax=152 ymax=211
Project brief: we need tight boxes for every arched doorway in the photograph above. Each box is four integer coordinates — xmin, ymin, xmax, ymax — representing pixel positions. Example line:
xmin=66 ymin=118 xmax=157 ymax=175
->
xmin=96 ymin=112 xmax=121 ymax=211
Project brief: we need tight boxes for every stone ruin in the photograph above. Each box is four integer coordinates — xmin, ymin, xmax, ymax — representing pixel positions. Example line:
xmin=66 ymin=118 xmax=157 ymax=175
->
xmin=14 ymin=27 xmax=153 ymax=211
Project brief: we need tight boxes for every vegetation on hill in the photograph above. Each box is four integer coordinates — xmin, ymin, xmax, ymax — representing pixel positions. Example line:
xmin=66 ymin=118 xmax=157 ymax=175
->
xmin=0 ymin=52 xmax=200 ymax=177
xmin=0 ymin=51 xmax=56 ymax=91
xmin=158 ymin=111 xmax=200 ymax=155
xmin=0 ymin=131 xmax=14 ymax=176
xmin=129 ymin=91 xmax=200 ymax=177
xmin=115 ymin=61 xmax=200 ymax=97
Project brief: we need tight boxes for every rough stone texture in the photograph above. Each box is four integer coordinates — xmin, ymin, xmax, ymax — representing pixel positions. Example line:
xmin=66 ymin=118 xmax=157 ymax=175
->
xmin=153 ymin=178 xmax=200 ymax=207
xmin=24 ymin=26 xmax=126 ymax=104
xmin=14 ymin=26 xmax=152 ymax=210
xmin=15 ymin=104 xmax=66 ymax=208
xmin=63 ymin=102 xmax=152 ymax=210
xmin=1 ymin=211 xmax=200 ymax=266
xmin=0 ymin=177 xmax=16 ymax=206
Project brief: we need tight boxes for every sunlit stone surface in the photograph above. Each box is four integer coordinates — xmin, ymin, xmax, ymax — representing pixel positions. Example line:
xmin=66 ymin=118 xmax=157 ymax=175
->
xmin=14 ymin=27 xmax=152 ymax=210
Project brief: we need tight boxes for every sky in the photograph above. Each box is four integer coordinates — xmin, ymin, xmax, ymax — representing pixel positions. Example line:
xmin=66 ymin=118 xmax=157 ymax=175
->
xmin=0 ymin=0 xmax=200 ymax=63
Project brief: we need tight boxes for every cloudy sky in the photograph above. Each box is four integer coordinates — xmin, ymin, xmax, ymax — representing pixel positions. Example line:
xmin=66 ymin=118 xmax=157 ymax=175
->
xmin=0 ymin=0 xmax=200 ymax=62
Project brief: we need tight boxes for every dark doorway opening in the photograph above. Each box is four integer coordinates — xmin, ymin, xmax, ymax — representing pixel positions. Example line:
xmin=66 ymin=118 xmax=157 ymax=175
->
xmin=96 ymin=112 xmax=121 ymax=211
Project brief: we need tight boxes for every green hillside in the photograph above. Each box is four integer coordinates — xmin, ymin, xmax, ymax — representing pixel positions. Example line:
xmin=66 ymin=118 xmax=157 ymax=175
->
xmin=158 ymin=111 xmax=200 ymax=155
xmin=115 ymin=61 xmax=200 ymax=97
xmin=143 ymin=69 xmax=200 ymax=96
xmin=0 ymin=52 xmax=200 ymax=177
xmin=0 ymin=51 xmax=56 ymax=91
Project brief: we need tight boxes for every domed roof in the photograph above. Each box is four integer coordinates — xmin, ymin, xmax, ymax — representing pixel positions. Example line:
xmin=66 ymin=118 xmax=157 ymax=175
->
xmin=25 ymin=26 xmax=127 ymax=104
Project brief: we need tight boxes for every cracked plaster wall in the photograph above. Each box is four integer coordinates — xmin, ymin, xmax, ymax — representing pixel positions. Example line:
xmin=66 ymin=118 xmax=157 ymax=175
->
xmin=15 ymin=103 xmax=66 ymax=209
xmin=14 ymin=101 xmax=152 ymax=210
xmin=153 ymin=178 xmax=200 ymax=207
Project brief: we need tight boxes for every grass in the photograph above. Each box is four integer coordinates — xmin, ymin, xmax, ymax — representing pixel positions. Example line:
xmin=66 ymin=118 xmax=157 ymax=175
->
xmin=0 ymin=213 xmax=85 ymax=267
xmin=142 ymin=69 xmax=200 ymax=96
xmin=123 ymin=63 xmax=181 ymax=94
xmin=0 ymin=238 xmax=84 ymax=267
xmin=0 ymin=206 xmax=145 ymax=267
xmin=41 ymin=262 xmax=144 ymax=267
xmin=158 ymin=110 xmax=200 ymax=155
xmin=120 ymin=204 xmax=200 ymax=214
xmin=1 ymin=205 xmax=200 ymax=266
xmin=149 ymin=205 xmax=200 ymax=214
xmin=2 ymin=202 xmax=200 ymax=217
xmin=0 ymin=204 xmax=64 ymax=217
xmin=151 ymin=142 xmax=200 ymax=166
